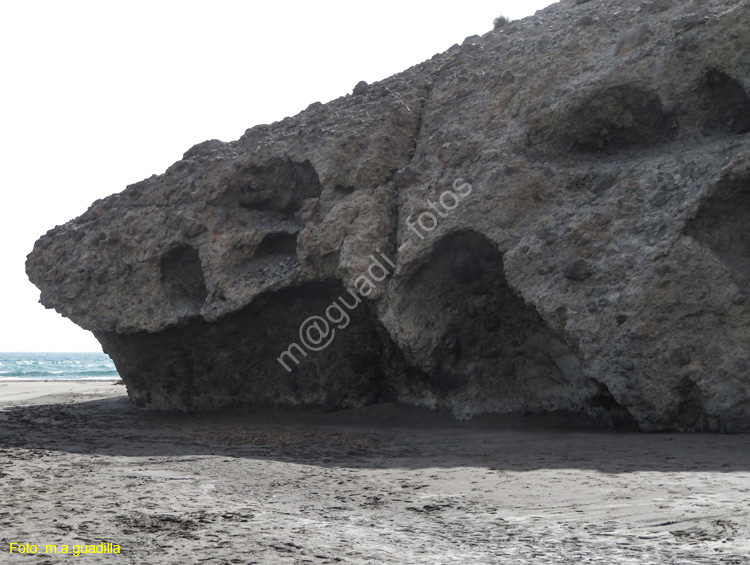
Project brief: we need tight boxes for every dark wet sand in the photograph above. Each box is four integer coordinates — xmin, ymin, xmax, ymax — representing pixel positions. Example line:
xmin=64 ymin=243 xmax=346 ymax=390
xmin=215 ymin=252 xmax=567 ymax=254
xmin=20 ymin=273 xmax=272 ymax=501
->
xmin=1 ymin=382 xmax=749 ymax=563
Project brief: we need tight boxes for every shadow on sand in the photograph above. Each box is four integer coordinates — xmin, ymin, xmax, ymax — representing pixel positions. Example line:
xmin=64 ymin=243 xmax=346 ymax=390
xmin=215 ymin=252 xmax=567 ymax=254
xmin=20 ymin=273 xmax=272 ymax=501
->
xmin=2 ymin=395 xmax=750 ymax=474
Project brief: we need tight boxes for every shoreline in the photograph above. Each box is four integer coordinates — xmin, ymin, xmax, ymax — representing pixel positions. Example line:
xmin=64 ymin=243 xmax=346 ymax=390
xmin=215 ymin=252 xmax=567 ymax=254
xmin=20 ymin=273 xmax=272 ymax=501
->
xmin=0 ymin=379 xmax=120 ymax=383
xmin=0 ymin=380 xmax=125 ymax=405
xmin=1 ymin=381 xmax=749 ymax=562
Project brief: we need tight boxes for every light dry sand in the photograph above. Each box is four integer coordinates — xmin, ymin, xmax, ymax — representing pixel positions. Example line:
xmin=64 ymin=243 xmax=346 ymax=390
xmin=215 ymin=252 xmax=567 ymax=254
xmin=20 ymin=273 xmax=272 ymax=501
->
xmin=1 ymin=382 xmax=749 ymax=564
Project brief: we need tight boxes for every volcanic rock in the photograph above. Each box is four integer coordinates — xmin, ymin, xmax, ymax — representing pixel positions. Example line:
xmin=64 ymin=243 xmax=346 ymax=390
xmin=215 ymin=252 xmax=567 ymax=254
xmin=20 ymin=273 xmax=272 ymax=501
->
xmin=27 ymin=0 xmax=750 ymax=431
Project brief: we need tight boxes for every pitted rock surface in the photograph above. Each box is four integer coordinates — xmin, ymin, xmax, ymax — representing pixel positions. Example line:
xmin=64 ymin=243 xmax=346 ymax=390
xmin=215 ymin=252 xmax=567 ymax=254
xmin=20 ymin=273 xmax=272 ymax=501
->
xmin=27 ymin=0 xmax=750 ymax=431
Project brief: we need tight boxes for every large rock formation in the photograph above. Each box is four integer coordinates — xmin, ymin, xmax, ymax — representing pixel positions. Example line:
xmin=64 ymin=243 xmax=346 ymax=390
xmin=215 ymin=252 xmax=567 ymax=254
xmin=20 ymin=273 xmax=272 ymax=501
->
xmin=27 ymin=0 xmax=750 ymax=431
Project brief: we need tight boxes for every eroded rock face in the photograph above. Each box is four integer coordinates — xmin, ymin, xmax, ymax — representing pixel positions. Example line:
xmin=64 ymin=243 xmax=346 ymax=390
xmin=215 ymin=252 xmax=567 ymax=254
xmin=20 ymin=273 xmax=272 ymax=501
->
xmin=27 ymin=0 xmax=750 ymax=431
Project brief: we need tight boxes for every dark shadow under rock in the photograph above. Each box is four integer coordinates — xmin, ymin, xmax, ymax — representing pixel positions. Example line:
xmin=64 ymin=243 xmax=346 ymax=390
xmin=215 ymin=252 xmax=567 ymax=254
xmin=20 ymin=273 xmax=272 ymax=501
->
xmin=390 ymin=230 xmax=604 ymax=419
xmin=97 ymin=280 xmax=398 ymax=412
xmin=565 ymin=85 xmax=676 ymax=154
xmin=160 ymin=244 xmax=208 ymax=316
xmin=699 ymin=69 xmax=750 ymax=135
xmin=686 ymin=173 xmax=750 ymax=275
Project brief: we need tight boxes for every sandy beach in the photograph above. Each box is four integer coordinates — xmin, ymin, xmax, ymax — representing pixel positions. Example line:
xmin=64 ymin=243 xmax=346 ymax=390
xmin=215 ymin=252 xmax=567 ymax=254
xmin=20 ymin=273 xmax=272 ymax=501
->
xmin=1 ymin=381 xmax=749 ymax=564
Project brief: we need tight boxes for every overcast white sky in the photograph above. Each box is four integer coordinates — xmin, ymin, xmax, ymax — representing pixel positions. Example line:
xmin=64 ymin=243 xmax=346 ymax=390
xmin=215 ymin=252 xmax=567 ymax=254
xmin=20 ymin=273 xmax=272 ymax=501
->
xmin=0 ymin=0 xmax=556 ymax=352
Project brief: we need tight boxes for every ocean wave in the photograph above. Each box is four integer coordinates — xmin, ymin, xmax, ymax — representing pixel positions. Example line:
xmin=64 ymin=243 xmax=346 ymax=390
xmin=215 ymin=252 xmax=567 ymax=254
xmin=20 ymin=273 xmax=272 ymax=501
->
xmin=0 ymin=353 xmax=119 ymax=381
xmin=0 ymin=376 xmax=118 ymax=382
xmin=0 ymin=370 xmax=119 ymax=378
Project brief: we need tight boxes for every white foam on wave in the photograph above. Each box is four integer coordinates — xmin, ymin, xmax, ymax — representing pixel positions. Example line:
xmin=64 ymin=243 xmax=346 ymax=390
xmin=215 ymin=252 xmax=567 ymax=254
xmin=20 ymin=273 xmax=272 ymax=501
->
xmin=0 ymin=353 xmax=119 ymax=381
xmin=0 ymin=376 xmax=116 ymax=382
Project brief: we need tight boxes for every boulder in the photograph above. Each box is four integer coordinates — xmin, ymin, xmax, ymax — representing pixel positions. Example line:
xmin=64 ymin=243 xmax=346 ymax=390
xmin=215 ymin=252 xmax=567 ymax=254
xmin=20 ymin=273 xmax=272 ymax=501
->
xmin=27 ymin=0 xmax=750 ymax=431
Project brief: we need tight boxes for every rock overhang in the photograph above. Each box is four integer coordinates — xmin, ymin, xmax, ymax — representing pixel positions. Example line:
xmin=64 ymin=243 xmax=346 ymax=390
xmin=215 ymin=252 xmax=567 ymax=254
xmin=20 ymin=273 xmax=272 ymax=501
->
xmin=26 ymin=0 xmax=750 ymax=431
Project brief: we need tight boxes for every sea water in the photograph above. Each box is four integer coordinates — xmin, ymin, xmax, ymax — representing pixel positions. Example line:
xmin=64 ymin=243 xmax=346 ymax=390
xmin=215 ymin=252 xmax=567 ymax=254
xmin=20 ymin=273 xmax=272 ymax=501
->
xmin=0 ymin=352 xmax=119 ymax=381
